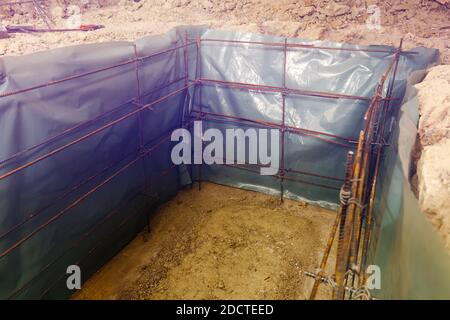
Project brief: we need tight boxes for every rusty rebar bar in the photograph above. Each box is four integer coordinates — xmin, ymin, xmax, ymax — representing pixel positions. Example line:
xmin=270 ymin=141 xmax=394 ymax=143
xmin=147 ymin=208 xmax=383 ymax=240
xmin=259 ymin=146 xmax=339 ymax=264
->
xmin=280 ymin=38 xmax=287 ymax=202
xmin=333 ymin=131 xmax=363 ymax=299
xmin=309 ymin=150 xmax=354 ymax=300
xmin=358 ymin=39 xmax=403 ymax=288
xmin=0 ymin=83 xmax=193 ymax=182
xmin=331 ymin=43 xmax=402 ymax=299
xmin=188 ymin=37 xmax=417 ymax=55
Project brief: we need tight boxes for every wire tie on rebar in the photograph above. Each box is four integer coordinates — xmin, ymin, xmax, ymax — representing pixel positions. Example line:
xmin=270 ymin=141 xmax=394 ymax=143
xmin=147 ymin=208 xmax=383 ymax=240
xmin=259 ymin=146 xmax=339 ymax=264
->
xmin=301 ymin=269 xmax=377 ymax=298
xmin=351 ymin=285 xmax=373 ymax=300
xmin=302 ymin=268 xmax=375 ymax=299
xmin=344 ymin=269 xmax=354 ymax=279
xmin=139 ymin=146 xmax=151 ymax=155
xmin=339 ymin=187 xmax=351 ymax=205
xmin=326 ymin=276 xmax=337 ymax=288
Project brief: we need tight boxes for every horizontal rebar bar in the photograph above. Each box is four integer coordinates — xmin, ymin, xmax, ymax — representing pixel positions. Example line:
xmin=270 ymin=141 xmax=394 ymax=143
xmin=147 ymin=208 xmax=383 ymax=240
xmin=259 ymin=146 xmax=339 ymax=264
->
xmin=8 ymin=143 xmax=184 ymax=299
xmin=0 ymin=76 xmax=187 ymax=168
xmin=188 ymin=37 xmax=417 ymax=55
xmin=196 ymin=78 xmax=399 ymax=102
xmin=0 ymin=148 xmax=141 ymax=242
xmin=0 ymin=124 xmax=185 ymax=260
xmin=199 ymin=154 xmax=343 ymax=184
xmin=220 ymin=162 xmax=340 ymax=191
xmin=0 ymin=42 xmax=195 ymax=99
xmin=190 ymin=109 xmax=357 ymax=147
xmin=285 ymin=168 xmax=344 ymax=182
xmin=0 ymin=83 xmax=193 ymax=182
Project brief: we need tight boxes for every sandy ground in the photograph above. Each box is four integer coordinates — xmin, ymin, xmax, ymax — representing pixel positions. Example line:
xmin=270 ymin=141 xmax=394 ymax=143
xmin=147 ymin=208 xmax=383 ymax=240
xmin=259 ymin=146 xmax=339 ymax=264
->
xmin=1 ymin=0 xmax=449 ymax=254
xmin=1 ymin=1 xmax=449 ymax=62
xmin=73 ymin=182 xmax=336 ymax=300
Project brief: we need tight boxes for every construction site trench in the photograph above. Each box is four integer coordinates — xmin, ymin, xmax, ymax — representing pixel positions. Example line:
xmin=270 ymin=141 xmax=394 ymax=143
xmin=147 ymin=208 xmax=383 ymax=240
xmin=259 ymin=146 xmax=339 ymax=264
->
xmin=1 ymin=24 xmax=450 ymax=300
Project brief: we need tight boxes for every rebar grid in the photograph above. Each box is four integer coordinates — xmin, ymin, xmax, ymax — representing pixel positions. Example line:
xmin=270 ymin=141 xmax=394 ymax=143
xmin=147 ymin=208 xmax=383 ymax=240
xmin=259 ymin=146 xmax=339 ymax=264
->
xmin=186 ymin=36 xmax=402 ymax=300
xmin=0 ymin=40 xmax=195 ymax=298
xmin=0 ymin=35 xmax=403 ymax=299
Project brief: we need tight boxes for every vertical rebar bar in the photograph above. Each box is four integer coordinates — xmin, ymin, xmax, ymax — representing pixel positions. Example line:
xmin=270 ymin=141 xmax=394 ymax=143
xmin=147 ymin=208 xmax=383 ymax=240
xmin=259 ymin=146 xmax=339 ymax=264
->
xmin=309 ymin=150 xmax=354 ymax=299
xmin=358 ymin=39 xmax=403 ymax=288
xmin=334 ymin=130 xmax=363 ymax=299
xmin=280 ymin=38 xmax=287 ymax=202
xmin=133 ymin=45 xmax=144 ymax=150
xmin=347 ymin=97 xmax=381 ymax=297
xmin=182 ymin=31 xmax=189 ymax=190
xmin=197 ymin=38 xmax=203 ymax=191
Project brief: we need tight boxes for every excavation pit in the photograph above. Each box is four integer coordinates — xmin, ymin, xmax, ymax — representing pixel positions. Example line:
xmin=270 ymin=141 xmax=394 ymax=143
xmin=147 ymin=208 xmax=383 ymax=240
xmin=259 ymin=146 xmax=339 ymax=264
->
xmin=1 ymin=27 xmax=450 ymax=300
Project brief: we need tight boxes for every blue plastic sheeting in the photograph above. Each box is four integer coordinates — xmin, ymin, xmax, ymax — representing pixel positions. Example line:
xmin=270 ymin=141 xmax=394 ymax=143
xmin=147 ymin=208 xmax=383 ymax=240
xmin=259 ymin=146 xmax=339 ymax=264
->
xmin=193 ymin=30 xmax=399 ymax=207
xmin=370 ymin=76 xmax=450 ymax=299
xmin=0 ymin=26 xmax=449 ymax=299
xmin=0 ymin=28 xmax=191 ymax=299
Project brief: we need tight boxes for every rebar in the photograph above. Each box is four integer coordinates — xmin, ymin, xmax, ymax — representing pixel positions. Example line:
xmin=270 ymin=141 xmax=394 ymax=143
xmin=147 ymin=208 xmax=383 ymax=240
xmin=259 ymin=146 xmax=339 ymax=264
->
xmin=309 ymin=150 xmax=354 ymax=300
xmin=0 ymin=35 xmax=407 ymax=299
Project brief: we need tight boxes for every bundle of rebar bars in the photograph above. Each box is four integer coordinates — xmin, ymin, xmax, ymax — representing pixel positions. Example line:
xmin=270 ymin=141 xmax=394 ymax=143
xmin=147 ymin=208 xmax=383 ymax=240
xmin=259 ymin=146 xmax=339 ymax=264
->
xmin=309 ymin=40 xmax=403 ymax=300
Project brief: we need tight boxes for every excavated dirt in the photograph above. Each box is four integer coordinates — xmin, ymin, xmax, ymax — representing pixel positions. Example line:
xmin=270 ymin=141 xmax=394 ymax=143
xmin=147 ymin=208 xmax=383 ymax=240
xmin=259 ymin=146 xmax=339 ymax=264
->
xmin=73 ymin=182 xmax=337 ymax=299
xmin=1 ymin=1 xmax=449 ymax=62
xmin=412 ymin=64 xmax=450 ymax=251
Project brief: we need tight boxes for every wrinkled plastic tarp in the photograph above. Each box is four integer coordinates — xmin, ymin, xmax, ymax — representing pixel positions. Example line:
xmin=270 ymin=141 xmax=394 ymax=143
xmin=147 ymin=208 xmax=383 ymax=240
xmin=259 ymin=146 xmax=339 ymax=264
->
xmin=0 ymin=28 xmax=190 ymax=299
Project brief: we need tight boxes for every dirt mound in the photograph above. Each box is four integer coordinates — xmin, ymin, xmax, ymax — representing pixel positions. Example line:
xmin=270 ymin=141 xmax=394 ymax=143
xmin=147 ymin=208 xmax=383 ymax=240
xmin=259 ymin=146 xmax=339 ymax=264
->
xmin=413 ymin=65 xmax=450 ymax=252
xmin=1 ymin=1 xmax=449 ymax=61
